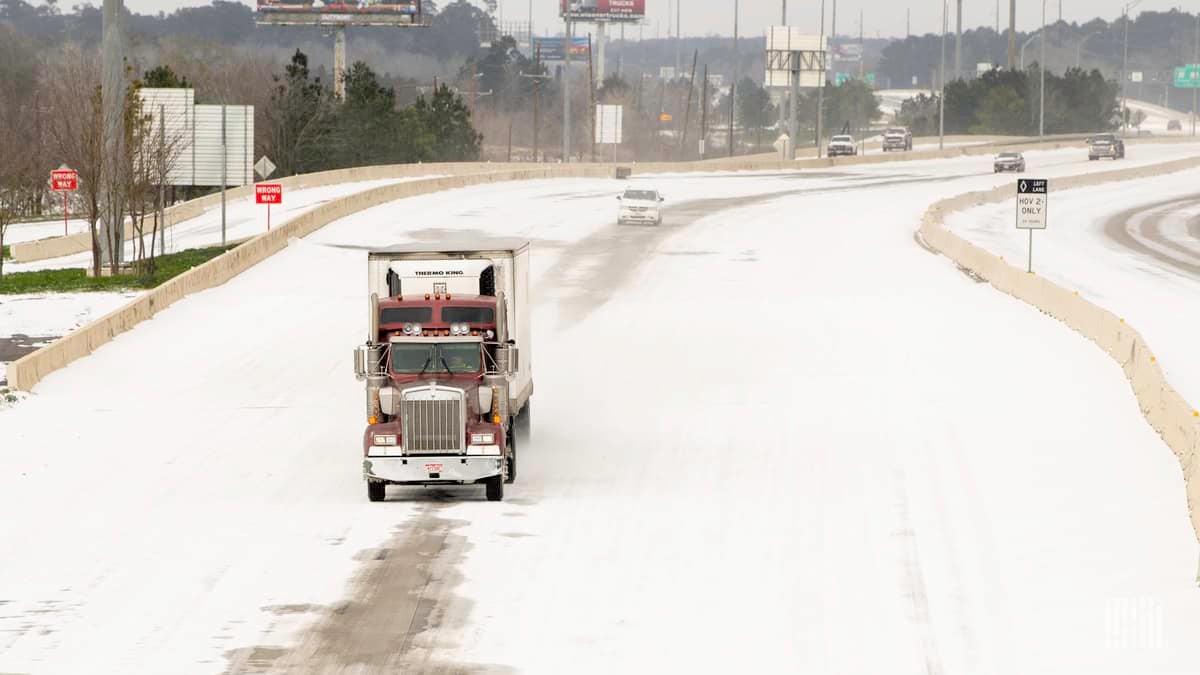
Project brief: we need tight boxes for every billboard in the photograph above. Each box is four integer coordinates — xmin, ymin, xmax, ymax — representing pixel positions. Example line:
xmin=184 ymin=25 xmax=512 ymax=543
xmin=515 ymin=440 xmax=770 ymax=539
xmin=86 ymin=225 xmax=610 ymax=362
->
xmin=764 ymin=28 xmax=826 ymax=88
xmin=256 ymin=0 xmax=425 ymax=26
xmin=561 ymin=0 xmax=645 ymax=21
xmin=532 ymin=36 xmax=590 ymax=61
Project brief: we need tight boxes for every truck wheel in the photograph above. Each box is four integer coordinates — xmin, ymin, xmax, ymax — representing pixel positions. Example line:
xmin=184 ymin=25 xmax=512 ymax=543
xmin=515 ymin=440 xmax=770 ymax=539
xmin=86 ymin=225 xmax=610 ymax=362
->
xmin=485 ymin=475 xmax=504 ymax=501
xmin=367 ymin=481 xmax=385 ymax=502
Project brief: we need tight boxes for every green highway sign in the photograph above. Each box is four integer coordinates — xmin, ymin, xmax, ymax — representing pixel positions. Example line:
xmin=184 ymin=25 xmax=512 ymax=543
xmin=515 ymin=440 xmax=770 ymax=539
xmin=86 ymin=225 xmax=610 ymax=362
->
xmin=1175 ymin=65 xmax=1200 ymax=88
xmin=865 ymin=72 xmax=876 ymax=86
xmin=835 ymin=73 xmax=850 ymax=86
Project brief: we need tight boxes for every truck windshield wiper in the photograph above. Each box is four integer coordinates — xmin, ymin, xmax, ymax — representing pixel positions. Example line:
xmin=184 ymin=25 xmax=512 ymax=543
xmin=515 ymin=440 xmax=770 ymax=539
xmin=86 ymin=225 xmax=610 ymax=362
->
xmin=417 ymin=346 xmax=435 ymax=375
xmin=438 ymin=348 xmax=455 ymax=376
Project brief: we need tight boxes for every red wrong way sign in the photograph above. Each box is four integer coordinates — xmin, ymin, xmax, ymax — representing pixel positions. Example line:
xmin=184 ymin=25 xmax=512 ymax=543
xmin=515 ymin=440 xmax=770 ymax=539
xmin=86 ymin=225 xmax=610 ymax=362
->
xmin=255 ymin=183 xmax=282 ymax=204
xmin=51 ymin=169 xmax=78 ymax=192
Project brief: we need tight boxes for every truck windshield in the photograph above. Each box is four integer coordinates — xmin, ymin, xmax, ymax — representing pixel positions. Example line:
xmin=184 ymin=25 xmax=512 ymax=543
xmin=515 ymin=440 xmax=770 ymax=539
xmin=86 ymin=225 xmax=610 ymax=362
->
xmin=623 ymin=190 xmax=658 ymax=200
xmin=391 ymin=343 xmax=481 ymax=374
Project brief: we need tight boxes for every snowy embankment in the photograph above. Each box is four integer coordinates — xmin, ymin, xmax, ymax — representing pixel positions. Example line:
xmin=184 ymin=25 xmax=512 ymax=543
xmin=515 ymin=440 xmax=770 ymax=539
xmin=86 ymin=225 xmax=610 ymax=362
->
xmin=2 ymin=150 xmax=1200 ymax=673
xmin=945 ymin=164 xmax=1200 ymax=405
xmin=8 ymin=176 xmax=441 ymax=273
xmin=0 ymin=176 xmax=443 ymax=384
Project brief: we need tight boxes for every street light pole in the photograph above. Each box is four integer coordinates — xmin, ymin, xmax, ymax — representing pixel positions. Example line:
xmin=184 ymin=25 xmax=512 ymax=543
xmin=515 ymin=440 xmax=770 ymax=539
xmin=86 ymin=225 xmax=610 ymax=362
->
xmin=1121 ymin=1 xmax=1142 ymax=134
xmin=1194 ymin=13 xmax=1198 ymax=137
xmin=815 ymin=0 xmax=826 ymax=159
xmin=729 ymin=0 xmax=738 ymax=157
xmin=1039 ymin=0 xmax=1046 ymax=136
xmin=563 ymin=16 xmax=572 ymax=162
xmin=1020 ymin=31 xmax=1040 ymax=70
xmin=939 ymin=0 xmax=946 ymax=150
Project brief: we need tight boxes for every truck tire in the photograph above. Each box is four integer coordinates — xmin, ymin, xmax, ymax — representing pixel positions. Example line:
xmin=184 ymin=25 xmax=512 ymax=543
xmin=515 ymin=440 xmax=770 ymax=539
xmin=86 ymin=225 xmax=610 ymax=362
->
xmin=485 ymin=475 xmax=504 ymax=501
xmin=367 ymin=481 xmax=385 ymax=502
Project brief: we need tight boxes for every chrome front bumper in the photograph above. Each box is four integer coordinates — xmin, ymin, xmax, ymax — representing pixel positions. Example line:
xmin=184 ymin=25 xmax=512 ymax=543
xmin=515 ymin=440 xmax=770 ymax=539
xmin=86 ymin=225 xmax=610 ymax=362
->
xmin=364 ymin=456 xmax=503 ymax=484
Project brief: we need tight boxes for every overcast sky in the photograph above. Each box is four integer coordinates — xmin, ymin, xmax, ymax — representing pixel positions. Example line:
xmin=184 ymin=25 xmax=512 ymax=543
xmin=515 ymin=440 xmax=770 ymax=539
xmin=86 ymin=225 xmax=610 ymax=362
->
xmin=123 ymin=0 xmax=1194 ymax=39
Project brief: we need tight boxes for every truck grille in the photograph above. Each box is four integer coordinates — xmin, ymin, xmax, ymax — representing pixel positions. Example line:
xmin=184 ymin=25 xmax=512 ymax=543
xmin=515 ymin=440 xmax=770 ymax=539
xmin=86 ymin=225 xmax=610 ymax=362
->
xmin=400 ymin=385 xmax=465 ymax=454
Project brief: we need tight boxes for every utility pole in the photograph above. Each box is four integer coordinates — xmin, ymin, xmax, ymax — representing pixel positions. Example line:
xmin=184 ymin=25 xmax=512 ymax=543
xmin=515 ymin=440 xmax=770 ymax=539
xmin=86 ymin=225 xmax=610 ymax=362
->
xmin=563 ymin=16 xmax=572 ymax=162
xmin=521 ymin=46 xmax=550 ymax=162
xmin=676 ymin=0 xmax=682 ymax=79
xmin=333 ymin=25 xmax=347 ymax=99
xmin=907 ymin=9 xmax=910 ymax=39
xmin=701 ymin=63 xmax=709 ymax=158
xmin=858 ymin=9 xmax=864 ymax=79
xmin=815 ymin=0 xmax=826 ymax=159
xmin=588 ymin=32 xmax=596 ymax=162
xmin=1008 ymin=0 xmax=1016 ymax=68
xmin=1194 ymin=13 xmax=1198 ymax=137
xmin=831 ymin=0 xmax=837 ymax=59
xmin=729 ymin=0 xmax=738 ymax=157
xmin=100 ymin=0 xmax=127 ymax=269
xmin=1121 ymin=1 xmax=1143 ymax=133
xmin=955 ymin=0 xmax=962 ymax=81
xmin=680 ymin=49 xmax=698 ymax=158
xmin=996 ymin=0 xmax=999 ymax=33
xmin=1039 ymin=0 xmax=1046 ymax=136
xmin=940 ymin=0 xmax=946 ymax=150
xmin=220 ymin=104 xmax=227 ymax=246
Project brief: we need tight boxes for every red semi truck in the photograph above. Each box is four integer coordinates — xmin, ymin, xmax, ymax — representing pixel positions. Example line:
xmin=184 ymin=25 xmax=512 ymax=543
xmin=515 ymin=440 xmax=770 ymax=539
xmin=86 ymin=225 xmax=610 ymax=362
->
xmin=354 ymin=241 xmax=532 ymax=502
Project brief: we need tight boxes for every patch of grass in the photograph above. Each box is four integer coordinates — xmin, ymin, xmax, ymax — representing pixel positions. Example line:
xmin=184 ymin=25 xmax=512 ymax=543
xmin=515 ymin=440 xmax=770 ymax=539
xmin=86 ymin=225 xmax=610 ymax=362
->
xmin=0 ymin=244 xmax=237 ymax=295
xmin=1 ymin=245 xmax=10 ymax=260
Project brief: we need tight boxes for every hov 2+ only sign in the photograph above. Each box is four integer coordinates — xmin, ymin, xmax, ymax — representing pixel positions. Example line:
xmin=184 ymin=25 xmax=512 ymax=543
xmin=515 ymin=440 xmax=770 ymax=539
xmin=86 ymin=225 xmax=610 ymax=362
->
xmin=1015 ymin=179 xmax=1048 ymax=230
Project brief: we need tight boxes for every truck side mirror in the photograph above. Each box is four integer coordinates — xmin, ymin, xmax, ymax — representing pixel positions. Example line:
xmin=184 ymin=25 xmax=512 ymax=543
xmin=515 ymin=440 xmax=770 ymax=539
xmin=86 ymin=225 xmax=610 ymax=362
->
xmin=508 ymin=347 xmax=520 ymax=375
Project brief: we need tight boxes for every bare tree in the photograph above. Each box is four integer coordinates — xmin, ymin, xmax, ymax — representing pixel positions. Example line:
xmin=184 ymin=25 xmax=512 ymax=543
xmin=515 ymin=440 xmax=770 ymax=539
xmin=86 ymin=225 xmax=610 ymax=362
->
xmin=43 ymin=45 xmax=106 ymax=277
xmin=124 ymin=84 xmax=187 ymax=272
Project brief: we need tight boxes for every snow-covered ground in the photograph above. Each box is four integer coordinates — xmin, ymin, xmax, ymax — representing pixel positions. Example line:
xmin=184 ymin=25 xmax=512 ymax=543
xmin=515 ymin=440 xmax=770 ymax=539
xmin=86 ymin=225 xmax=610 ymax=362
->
xmin=8 ymin=176 xmax=441 ymax=272
xmin=2 ymin=149 xmax=1200 ymax=673
xmin=0 ymin=291 xmax=140 ymax=385
xmin=1126 ymin=98 xmax=1195 ymax=135
xmin=946 ymin=165 xmax=1200 ymax=406
xmin=4 ymin=217 xmax=90 ymax=245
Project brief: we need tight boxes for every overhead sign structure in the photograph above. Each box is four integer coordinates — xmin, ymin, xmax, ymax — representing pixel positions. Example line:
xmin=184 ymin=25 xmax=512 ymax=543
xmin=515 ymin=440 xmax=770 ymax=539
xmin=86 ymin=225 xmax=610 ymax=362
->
xmin=256 ymin=183 xmax=283 ymax=231
xmin=50 ymin=167 xmax=78 ymax=237
xmin=1016 ymin=178 xmax=1048 ymax=273
xmin=1174 ymin=65 xmax=1200 ymax=88
xmin=764 ymin=28 xmax=827 ymax=89
xmin=255 ymin=0 xmax=427 ymax=26
xmin=560 ymin=0 xmax=645 ymax=21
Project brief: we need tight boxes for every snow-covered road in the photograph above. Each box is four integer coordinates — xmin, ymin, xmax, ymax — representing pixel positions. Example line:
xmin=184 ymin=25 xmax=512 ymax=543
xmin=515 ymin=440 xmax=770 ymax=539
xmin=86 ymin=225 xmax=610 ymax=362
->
xmin=946 ymin=164 xmax=1200 ymax=407
xmin=2 ymin=148 xmax=1200 ymax=673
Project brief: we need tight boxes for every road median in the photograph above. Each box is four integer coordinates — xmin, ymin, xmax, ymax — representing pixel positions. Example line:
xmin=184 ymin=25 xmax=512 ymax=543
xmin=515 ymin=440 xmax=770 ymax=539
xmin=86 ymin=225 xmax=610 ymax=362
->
xmin=917 ymin=154 xmax=1200 ymax=545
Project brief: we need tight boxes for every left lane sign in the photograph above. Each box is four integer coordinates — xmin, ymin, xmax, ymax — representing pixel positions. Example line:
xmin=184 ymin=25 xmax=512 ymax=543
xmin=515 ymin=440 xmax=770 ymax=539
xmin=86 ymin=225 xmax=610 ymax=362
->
xmin=1015 ymin=178 xmax=1048 ymax=230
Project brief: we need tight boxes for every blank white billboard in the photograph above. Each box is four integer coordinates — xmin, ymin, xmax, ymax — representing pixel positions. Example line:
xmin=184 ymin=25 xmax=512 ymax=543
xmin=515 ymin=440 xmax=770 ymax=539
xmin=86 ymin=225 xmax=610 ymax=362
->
xmin=137 ymin=89 xmax=254 ymax=188
xmin=192 ymin=105 xmax=254 ymax=187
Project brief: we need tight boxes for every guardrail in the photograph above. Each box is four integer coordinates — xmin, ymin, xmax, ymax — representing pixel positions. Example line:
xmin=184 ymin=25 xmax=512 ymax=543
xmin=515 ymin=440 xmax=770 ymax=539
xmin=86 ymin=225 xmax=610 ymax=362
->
xmin=917 ymin=155 xmax=1200 ymax=545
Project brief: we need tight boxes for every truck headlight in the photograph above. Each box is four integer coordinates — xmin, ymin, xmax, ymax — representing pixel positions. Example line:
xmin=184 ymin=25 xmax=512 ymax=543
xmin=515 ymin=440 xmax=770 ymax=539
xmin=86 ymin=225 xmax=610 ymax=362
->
xmin=470 ymin=433 xmax=495 ymax=445
xmin=373 ymin=434 xmax=397 ymax=446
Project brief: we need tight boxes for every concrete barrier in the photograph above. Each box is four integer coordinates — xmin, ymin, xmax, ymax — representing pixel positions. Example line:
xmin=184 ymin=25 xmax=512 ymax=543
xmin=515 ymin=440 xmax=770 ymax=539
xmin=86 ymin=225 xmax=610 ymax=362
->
xmin=12 ymin=134 xmax=1137 ymax=263
xmin=917 ymin=154 xmax=1200 ymax=543
xmin=8 ymin=162 xmax=545 ymax=262
xmin=8 ymin=166 xmax=612 ymax=392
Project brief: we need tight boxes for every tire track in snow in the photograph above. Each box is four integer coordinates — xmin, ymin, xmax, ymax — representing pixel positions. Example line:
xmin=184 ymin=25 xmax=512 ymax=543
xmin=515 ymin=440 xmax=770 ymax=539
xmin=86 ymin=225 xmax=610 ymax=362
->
xmin=892 ymin=466 xmax=947 ymax=675
xmin=1103 ymin=195 xmax=1200 ymax=277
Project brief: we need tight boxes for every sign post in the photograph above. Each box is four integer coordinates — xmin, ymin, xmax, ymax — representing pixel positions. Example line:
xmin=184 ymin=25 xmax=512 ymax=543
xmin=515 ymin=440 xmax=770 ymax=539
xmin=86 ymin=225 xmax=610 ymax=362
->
xmin=50 ymin=168 xmax=78 ymax=236
xmin=255 ymin=183 xmax=282 ymax=230
xmin=1015 ymin=178 xmax=1048 ymax=273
